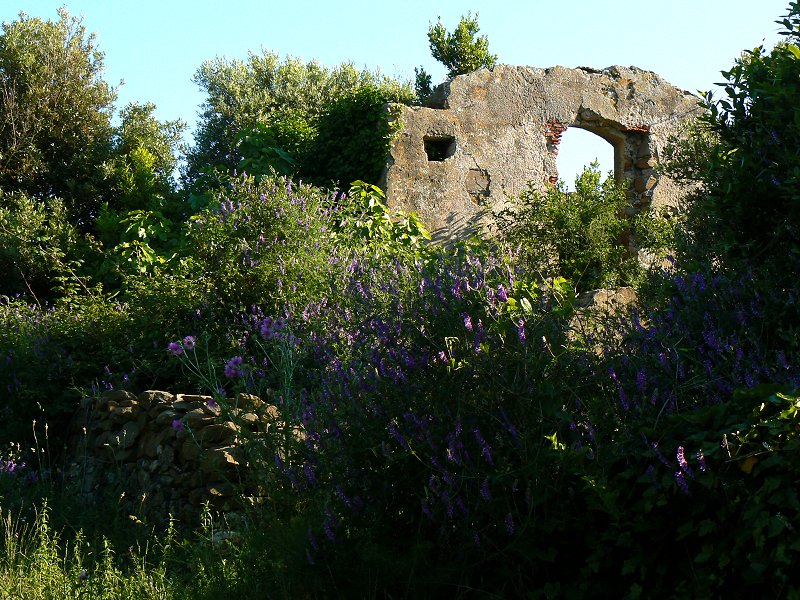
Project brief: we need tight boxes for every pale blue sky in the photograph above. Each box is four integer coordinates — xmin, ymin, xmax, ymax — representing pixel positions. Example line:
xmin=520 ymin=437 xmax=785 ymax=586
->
xmin=2 ymin=1 xmax=789 ymax=185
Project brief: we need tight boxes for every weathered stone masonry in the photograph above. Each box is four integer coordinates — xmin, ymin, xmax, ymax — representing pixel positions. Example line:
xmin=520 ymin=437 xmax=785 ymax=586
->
xmin=68 ymin=389 xmax=287 ymax=524
xmin=383 ymin=64 xmax=702 ymax=240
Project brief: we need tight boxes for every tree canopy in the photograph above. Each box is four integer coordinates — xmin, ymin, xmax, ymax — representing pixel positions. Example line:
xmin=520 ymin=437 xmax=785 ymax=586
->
xmin=184 ymin=52 xmax=413 ymax=192
xmin=428 ymin=12 xmax=497 ymax=78
xmin=415 ymin=12 xmax=497 ymax=102
xmin=0 ymin=8 xmax=117 ymax=226
xmin=670 ymin=3 xmax=800 ymax=269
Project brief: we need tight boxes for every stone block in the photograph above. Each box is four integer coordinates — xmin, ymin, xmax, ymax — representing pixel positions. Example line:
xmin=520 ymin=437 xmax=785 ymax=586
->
xmin=187 ymin=408 xmax=216 ymax=429
xmin=200 ymin=445 xmax=240 ymax=476
xmin=198 ymin=422 xmax=239 ymax=446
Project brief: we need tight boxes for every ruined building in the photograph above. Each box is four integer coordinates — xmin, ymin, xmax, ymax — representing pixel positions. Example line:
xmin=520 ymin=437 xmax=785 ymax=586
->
xmin=383 ymin=64 xmax=702 ymax=240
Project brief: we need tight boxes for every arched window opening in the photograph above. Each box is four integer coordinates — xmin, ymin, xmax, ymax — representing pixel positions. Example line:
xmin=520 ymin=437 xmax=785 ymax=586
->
xmin=556 ymin=127 xmax=615 ymax=191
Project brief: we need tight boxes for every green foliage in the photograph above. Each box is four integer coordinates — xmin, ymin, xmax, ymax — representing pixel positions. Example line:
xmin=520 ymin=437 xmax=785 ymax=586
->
xmin=2 ymin=5 xmax=800 ymax=599
xmin=185 ymin=175 xmax=337 ymax=312
xmin=0 ymin=276 xmax=207 ymax=445
xmin=0 ymin=502 xmax=176 ymax=599
xmin=427 ymin=12 xmax=498 ymax=79
xmin=304 ymin=85 xmax=412 ymax=188
xmin=105 ymin=102 xmax=187 ymax=214
xmin=332 ymin=181 xmax=430 ymax=255
xmin=414 ymin=66 xmax=433 ymax=104
xmin=94 ymin=208 xmax=182 ymax=279
xmin=496 ymin=165 xmax=639 ymax=291
xmin=571 ymin=386 xmax=800 ymax=597
xmin=83 ymin=102 xmax=190 ymax=287
xmin=673 ymin=2 xmax=800 ymax=268
xmin=0 ymin=191 xmax=90 ymax=299
xmin=0 ymin=295 xmax=129 ymax=442
xmin=0 ymin=8 xmax=116 ymax=227
xmin=185 ymin=51 xmax=414 ymax=193
xmin=236 ymin=124 xmax=299 ymax=179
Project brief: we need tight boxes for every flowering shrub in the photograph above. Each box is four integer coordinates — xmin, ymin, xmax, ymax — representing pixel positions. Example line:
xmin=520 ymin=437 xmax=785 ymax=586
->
xmin=3 ymin=6 xmax=800 ymax=596
xmin=185 ymin=174 xmax=337 ymax=312
xmin=163 ymin=166 xmax=800 ymax=595
xmin=166 ymin=229 xmax=598 ymax=593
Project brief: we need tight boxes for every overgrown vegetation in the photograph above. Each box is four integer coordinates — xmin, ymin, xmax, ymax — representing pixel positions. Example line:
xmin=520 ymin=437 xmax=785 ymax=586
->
xmin=1 ymin=5 xmax=799 ymax=599
xmin=184 ymin=51 xmax=414 ymax=195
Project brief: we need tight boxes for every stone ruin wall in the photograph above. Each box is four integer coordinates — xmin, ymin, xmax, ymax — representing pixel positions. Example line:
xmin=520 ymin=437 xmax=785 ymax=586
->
xmin=68 ymin=389 xmax=287 ymax=525
xmin=383 ymin=64 xmax=702 ymax=241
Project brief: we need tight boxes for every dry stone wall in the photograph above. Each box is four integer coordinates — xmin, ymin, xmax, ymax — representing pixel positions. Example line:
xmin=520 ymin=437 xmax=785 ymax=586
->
xmin=69 ymin=389 xmax=285 ymax=525
xmin=383 ymin=64 xmax=702 ymax=241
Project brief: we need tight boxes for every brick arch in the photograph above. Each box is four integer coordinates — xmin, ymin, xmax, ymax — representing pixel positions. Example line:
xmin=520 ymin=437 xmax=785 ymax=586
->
xmin=548 ymin=115 xmax=655 ymax=212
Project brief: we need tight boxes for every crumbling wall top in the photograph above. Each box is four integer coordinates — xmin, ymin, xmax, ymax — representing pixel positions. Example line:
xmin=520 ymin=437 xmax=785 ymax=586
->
xmin=384 ymin=64 xmax=701 ymax=240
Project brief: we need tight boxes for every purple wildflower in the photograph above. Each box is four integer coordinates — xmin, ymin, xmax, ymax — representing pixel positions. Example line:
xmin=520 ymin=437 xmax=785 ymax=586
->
xmin=260 ymin=317 xmax=275 ymax=339
xmin=645 ymin=464 xmax=657 ymax=486
xmin=517 ymin=319 xmax=526 ymax=345
xmin=697 ymin=450 xmax=707 ymax=472
xmin=500 ymin=407 xmax=522 ymax=448
xmin=677 ymin=446 xmax=693 ymax=477
xmin=323 ymin=518 xmax=337 ymax=543
xmin=387 ymin=420 xmax=408 ymax=449
xmin=652 ymin=441 xmax=671 ymax=468
xmin=636 ymin=369 xmax=647 ymax=394
xmin=171 ymin=419 xmax=185 ymax=432
xmin=675 ymin=470 xmax=689 ymax=495
xmin=473 ymin=428 xmax=493 ymax=465
xmin=335 ymin=485 xmax=352 ymax=508
xmin=744 ymin=370 xmax=754 ymax=388
xmin=303 ymin=463 xmax=317 ymax=486
xmin=618 ymin=387 xmax=629 ymax=411
xmin=167 ymin=341 xmax=183 ymax=356
xmin=224 ymin=356 xmax=244 ymax=377
xmin=463 ymin=313 xmax=473 ymax=332
xmin=505 ymin=512 xmax=515 ymax=535
xmin=182 ymin=336 xmax=196 ymax=350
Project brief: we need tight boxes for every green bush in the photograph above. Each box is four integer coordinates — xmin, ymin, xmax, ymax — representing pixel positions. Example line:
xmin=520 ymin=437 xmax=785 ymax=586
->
xmin=304 ymin=85 xmax=411 ymax=188
xmin=0 ymin=191 xmax=91 ymax=299
xmin=564 ymin=386 xmax=800 ymax=597
xmin=185 ymin=174 xmax=337 ymax=312
xmin=673 ymin=3 xmax=800 ymax=269
xmin=495 ymin=165 xmax=639 ymax=292
xmin=185 ymin=52 xmax=414 ymax=195
xmin=0 ymin=9 xmax=116 ymax=228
